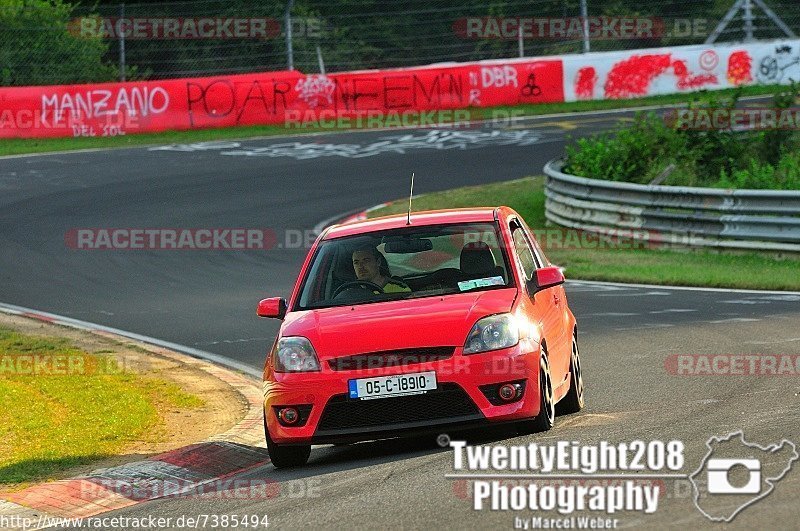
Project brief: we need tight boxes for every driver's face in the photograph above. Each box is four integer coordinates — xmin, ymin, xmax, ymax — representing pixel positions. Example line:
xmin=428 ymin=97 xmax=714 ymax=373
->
xmin=352 ymin=250 xmax=380 ymax=283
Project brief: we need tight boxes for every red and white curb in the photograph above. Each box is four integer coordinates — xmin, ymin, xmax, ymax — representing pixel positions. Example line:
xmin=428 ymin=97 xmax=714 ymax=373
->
xmin=336 ymin=202 xmax=392 ymax=225
xmin=313 ymin=201 xmax=393 ymax=234
xmin=0 ymin=304 xmax=269 ymax=527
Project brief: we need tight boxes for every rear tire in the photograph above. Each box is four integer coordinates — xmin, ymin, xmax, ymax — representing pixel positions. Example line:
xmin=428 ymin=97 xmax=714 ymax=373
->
xmin=518 ymin=351 xmax=555 ymax=435
xmin=557 ymin=336 xmax=585 ymax=415
xmin=264 ymin=415 xmax=311 ymax=469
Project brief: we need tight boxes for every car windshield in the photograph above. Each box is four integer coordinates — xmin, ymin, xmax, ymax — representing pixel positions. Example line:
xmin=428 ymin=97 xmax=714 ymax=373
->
xmin=296 ymin=222 xmax=514 ymax=310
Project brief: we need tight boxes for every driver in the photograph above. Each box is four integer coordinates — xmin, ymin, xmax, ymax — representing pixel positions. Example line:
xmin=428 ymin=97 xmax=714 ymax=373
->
xmin=351 ymin=245 xmax=411 ymax=293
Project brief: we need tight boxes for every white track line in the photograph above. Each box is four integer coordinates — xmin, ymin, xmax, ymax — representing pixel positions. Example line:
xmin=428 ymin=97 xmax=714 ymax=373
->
xmin=566 ymin=279 xmax=800 ymax=296
xmin=4 ymin=280 xmax=796 ymax=385
xmin=0 ymin=302 xmax=262 ymax=379
xmin=2 ymin=94 xmax=776 ymax=161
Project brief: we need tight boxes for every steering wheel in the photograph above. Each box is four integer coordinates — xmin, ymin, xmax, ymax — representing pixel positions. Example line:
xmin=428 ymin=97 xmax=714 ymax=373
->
xmin=332 ymin=280 xmax=384 ymax=299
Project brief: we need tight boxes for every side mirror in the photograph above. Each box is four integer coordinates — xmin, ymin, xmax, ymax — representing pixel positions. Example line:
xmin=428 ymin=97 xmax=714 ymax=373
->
xmin=257 ymin=297 xmax=287 ymax=319
xmin=534 ymin=266 xmax=565 ymax=290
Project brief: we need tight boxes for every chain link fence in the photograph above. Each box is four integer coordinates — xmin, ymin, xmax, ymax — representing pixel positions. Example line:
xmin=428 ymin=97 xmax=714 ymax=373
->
xmin=2 ymin=0 xmax=800 ymax=86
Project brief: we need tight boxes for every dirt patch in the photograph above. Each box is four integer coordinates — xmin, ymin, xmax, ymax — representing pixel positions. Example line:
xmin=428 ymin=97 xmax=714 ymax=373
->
xmin=0 ymin=313 xmax=250 ymax=489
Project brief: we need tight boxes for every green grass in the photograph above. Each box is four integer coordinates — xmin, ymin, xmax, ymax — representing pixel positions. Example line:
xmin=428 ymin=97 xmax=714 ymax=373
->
xmin=0 ymin=84 xmax=787 ymax=157
xmin=368 ymin=177 xmax=800 ymax=291
xmin=483 ymin=83 xmax=787 ymax=118
xmin=0 ymin=328 xmax=203 ymax=485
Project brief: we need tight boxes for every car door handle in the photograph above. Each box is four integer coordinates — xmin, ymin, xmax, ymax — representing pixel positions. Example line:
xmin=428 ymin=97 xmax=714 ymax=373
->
xmin=553 ymin=293 xmax=560 ymax=306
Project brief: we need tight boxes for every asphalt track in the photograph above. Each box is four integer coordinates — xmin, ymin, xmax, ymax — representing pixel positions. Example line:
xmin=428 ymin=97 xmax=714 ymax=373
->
xmin=1 ymin=108 xmax=799 ymax=529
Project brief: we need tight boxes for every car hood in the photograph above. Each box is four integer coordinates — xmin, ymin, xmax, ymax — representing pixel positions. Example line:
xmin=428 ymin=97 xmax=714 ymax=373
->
xmin=282 ymin=288 xmax=517 ymax=358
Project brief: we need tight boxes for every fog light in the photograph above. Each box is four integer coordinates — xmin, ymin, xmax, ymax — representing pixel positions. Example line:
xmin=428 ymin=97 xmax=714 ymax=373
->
xmin=278 ymin=407 xmax=299 ymax=425
xmin=479 ymin=380 xmax=525 ymax=405
xmin=498 ymin=384 xmax=518 ymax=401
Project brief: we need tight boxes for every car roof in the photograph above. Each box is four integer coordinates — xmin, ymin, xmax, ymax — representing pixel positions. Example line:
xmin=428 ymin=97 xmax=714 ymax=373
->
xmin=323 ymin=207 xmax=503 ymax=239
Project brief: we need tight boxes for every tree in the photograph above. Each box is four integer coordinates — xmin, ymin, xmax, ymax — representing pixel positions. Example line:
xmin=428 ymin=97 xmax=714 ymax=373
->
xmin=0 ymin=0 xmax=118 ymax=86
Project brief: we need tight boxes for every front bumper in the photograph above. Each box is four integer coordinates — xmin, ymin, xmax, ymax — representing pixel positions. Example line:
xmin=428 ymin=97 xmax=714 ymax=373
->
xmin=263 ymin=340 xmax=541 ymax=445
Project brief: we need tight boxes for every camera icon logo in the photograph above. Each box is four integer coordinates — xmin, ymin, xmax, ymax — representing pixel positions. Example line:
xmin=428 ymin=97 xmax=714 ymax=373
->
xmin=706 ymin=458 xmax=761 ymax=494
xmin=690 ymin=431 xmax=798 ymax=522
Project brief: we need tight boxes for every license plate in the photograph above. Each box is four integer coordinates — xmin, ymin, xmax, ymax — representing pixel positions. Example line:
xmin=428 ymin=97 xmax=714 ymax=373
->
xmin=348 ymin=371 xmax=437 ymax=400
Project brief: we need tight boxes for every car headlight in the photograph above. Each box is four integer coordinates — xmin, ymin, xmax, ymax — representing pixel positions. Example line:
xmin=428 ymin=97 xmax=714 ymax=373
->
xmin=273 ymin=337 xmax=321 ymax=372
xmin=463 ymin=313 xmax=520 ymax=355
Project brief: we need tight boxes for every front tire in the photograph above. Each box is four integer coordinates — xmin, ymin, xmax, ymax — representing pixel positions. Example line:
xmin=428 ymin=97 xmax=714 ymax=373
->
xmin=557 ymin=336 xmax=585 ymax=415
xmin=264 ymin=415 xmax=311 ymax=468
xmin=518 ymin=351 xmax=555 ymax=435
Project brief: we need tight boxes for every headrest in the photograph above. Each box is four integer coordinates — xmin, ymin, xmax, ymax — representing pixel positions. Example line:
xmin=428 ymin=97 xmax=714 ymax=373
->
xmin=460 ymin=242 xmax=496 ymax=276
xmin=333 ymin=249 xmax=356 ymax=281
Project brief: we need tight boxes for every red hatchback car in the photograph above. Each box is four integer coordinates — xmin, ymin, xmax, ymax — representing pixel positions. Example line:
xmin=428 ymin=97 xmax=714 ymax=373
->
xmin=258 ymin=207 xmax=584 ymax=467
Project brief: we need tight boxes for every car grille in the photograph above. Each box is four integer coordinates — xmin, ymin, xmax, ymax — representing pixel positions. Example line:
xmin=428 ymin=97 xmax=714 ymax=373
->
xmin=327 ymin=347 xmax=455 ymax=371
xmin=316 ymin=383 xmax=481 ymax=432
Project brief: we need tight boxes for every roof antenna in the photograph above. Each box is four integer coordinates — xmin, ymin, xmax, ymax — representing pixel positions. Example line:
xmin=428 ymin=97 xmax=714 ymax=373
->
xmin=406 ymin=172 xmax=415 ymax=225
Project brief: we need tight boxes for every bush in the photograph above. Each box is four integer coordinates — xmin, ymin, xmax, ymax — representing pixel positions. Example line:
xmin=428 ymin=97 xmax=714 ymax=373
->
xmin=718 ymin=152 xmax=800 ymax=190
xmin=564 ymin=85 xmax=800 ymax=190
xmin=0 ymin=0 xmax=119 ymax=85
xmin=564 ymin=111 xmax=686 ymax=184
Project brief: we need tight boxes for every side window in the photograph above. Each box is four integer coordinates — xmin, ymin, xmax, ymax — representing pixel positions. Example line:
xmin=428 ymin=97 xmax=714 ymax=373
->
xmin=511 ymin=226 xmax=536 ymax=282
xmin=530 ymin=239 xmax=547 ymax=268
xmin=520 ymin=218 xmax=548 ymax=268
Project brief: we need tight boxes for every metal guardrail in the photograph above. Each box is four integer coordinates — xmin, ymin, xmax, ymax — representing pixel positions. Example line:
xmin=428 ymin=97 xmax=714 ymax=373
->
xmin=543 ymin=159 xmax=800 ymax=252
